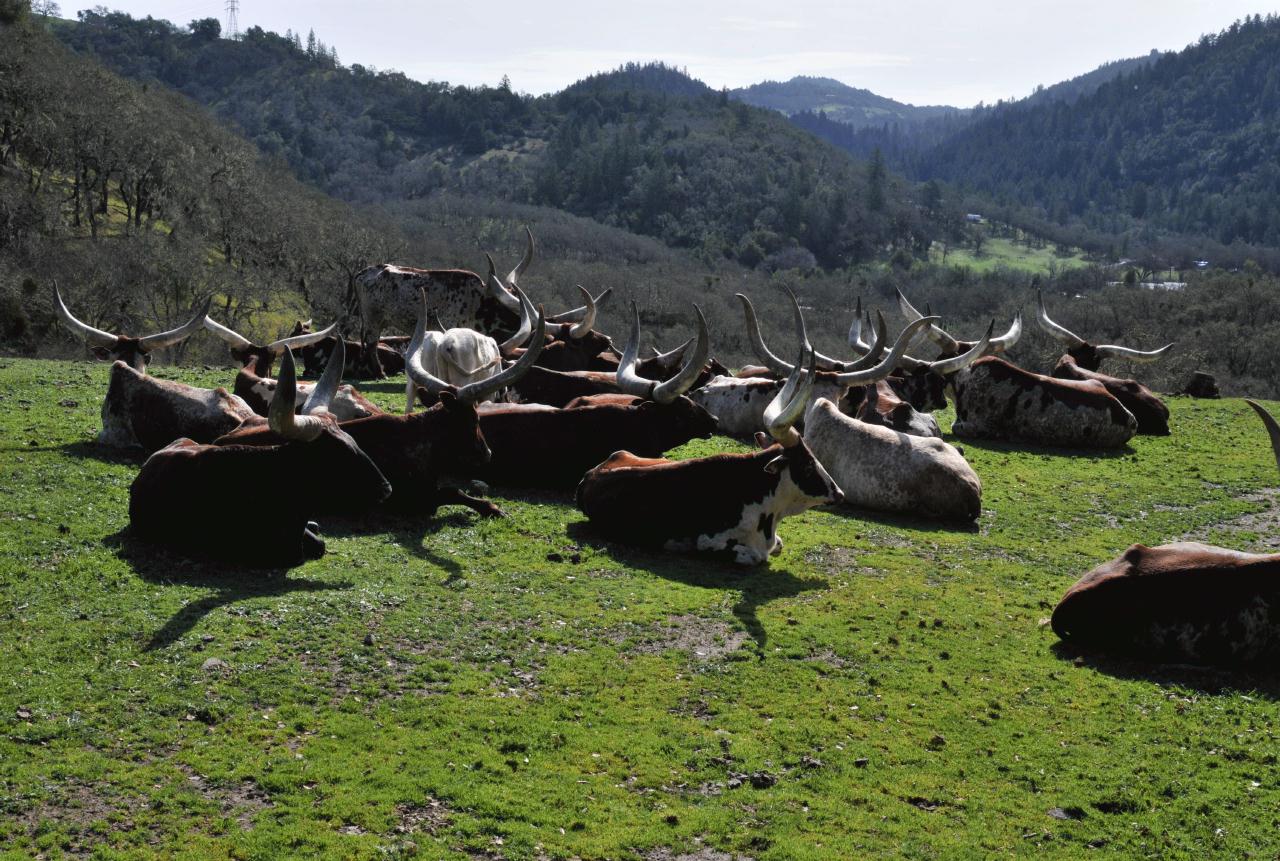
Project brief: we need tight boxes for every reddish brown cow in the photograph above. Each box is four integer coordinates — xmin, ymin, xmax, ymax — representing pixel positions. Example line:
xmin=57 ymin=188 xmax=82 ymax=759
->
xmin=1037 ymin=291 xmax=1172 ymax=435
xmin=1052 ymin=401 xmax=1280 ymax=665
xmin=53 ymin=282 xmax=208 ymax=372
xmin=467 ymin=304 xmax=717 ymax=488
xmin=129 ymin=349 xmax=392 ymax=566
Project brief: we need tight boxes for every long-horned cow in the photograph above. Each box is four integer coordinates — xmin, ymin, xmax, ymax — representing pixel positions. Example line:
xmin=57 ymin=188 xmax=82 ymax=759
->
xmin=1052 ymin=400 xmax=1280 ymax=665
xmin=472 ymin=304 xmax=718 ymax=488
xmin=202 ymin=314 xmax=338 ymax=378
xmin=220 ymin=290 xmax=547 ymax=518
xmin=1037 ymin=291 xmax=1173 ymax=435
xmin=53 ymin=282 xmax=208 ymax=372
xmin=129 ymin=349 xmax=392 ymax=566
xmin=99 ymin=362 xmax=258 ymax=452
xmin=576 ymin=339 xmax=842 ymax=566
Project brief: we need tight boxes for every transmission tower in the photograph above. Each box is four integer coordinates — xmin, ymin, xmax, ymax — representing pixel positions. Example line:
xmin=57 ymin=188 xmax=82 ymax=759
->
xmin=225 ymin=0 xmax=239 ymax=40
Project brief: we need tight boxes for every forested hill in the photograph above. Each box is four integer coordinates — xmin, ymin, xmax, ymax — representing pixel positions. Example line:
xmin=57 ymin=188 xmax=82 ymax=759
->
xmin=51 ymin=11 xmax=946 ymax=270
xmin=914 ymin=16 xmax=1280 ymax=247
xmin=730 ymin=76 xmax=962 ymax=128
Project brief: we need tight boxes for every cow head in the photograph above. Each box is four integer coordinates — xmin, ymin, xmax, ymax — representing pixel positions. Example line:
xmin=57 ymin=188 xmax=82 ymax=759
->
xmin=205 ymin=314 xmax=337 ymax=377
xmin=53 ymin=282 xmax=209 ymax=372
xmin=615 ymin=301 xmax=720 ymax=440
xmin=1037 ymin=291 xmax=1173 ymax=372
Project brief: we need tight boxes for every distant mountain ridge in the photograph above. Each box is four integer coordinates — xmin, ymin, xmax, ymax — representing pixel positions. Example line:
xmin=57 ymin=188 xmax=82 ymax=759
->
xmin=730 ymin=75 xmax=963 ymax=127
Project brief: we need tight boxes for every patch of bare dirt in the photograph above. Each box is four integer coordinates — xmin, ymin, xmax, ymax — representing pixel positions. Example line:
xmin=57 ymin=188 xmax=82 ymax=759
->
xmin=177 ymin=765 xmax=273 ymax=830
xmin=1181 ymin=488 xmax=1280 ymax=551
xmin=13 ymin=781 xmax=124 ymax=852
xmin=643 ymin=849 xmax=754 ymax=861
xmin=394 ymin=798 xmax=452 ymax=835
xmin=610 ymin=615 xmax=748 ymax=661
xmin=810 ymin=545 xmax=886 ymax=579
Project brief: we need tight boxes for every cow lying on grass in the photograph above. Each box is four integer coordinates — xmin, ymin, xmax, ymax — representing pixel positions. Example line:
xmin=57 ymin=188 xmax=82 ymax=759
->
xmin=203 ymin=314 xmax=337 ymax=378
xmin=1052 ymin=400 xmax=1280 ymax=665
xmin=577 ymin=327 xmax=842 ymax=567
xmin=128 ymin=348 xmax=391 ymax=566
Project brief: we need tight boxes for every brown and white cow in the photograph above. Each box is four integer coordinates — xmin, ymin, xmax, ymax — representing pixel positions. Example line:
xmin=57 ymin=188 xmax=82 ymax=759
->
xmin=1037 ymin=291 xmax=1173 ymax=435
xmin=1052 ymin=400 xmax=1280 ymax=665
xmin=53 ymin=282 xmax=208 ymax=372
xmin=129 ymin=349 xmax=392 ymax=566
xmin=576 ymin=343 xmax=843 ymax=566
xmin=471 ymin=305 xmax=718 ymax=488
xmin=203 ymin=314 xmax=338 ymax=378
xmin=99 ymin=362 xmax=258 ymax=453
xmin=950 ymin=356 xmax=1138 ymax=448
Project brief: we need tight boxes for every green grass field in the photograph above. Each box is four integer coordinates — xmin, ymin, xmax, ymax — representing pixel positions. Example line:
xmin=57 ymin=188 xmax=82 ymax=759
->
xmin=2 ymin=358 xmax=1279 ymax=859
xmin=929 ymin=236 xmax=1091 ymax=275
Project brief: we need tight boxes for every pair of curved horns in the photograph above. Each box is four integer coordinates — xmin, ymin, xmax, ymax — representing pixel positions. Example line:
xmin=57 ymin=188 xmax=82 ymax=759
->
xmin=617 ymin=302 xmax=710 ymax=404
xmin=498 ymin=284 xmax=538 ymax=357
xmin=1036 ymin=291 xmax=1173 ymax=362
xmin=53 ymin=281 xmax=210 ymax=353
xmin=406 ymin=286 xmax=546 ymax=402
xmin=482 ymin=226 xmax=536 ymax=317
xmin=204 ymin=315 xmax=338 ymax=354
xmin=764 ymin=344 xmax=815 ymax=449
xmin=898 ymin=288 xmax=1022 ymax=355
xmin=546 ymin=287 xmax=613 ymax=328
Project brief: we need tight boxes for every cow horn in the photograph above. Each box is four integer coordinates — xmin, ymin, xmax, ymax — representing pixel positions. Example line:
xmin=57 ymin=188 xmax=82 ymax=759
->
xmin=137 ymin=296 xmax=212 ymax=352
xmin=846 ymin=298 xmax=863 ymax=351
xmin=1094 ymin=342 xmax=1175 ymax=363
xmin=988 ymin=311 xmax=1022 ymax=354
xmin=842 ymin=310 xmax=888 ymax=372
xmin=506 ymin=226 xmax=535 ymax=289
xmin=266 ymin=321 xmax=338 ymax=354
xmin=547 ymin=287 xmax=613 ymax=324
xmin=430 ymin=312 xmax=447 ymax=333
xmin=568 ymin=285 xmax=596 ymax=339
xmin=203 ymin=314 xmax=255 ymax=350
xmin=737 ymin=293 xmax=802 ymax=377
xmin=52 ymin=281 xmax=120 ymax=349
xmin=651 ymin=305 xmax=710 ymax=404
xmin=484 ymin=252 xmax=522 ymax=316
xmin=1246 ymin=400 xmax=1280 ymax=475
xmin=897 ymin=288 xmax=960 ymax=353
xmin=1035 ymin=291 xmax=1087 ymax=348
xmin=764 ymin=346 xmax=814 ymax=449
xmin=454 ymin=307 xmax=546 ymax=403
xmin=928 ymin=321 xmax=993 ymax=375
xmin=498 ymin=284 xmax=536 ymax=357
xmin=268 ymin=348 xmax=325 ymax=442
xmin=833 ymin=316 xmax=940 ymax=385
xmin=650 ymin=336 xmax=693 ymax=371
xmin=301 ymin=337 xmax=345 ymax=416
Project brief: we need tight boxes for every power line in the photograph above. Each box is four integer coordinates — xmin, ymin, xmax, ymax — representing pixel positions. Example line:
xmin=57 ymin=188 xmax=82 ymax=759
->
xmin=225 ymin=0 xmax=239 ymax=40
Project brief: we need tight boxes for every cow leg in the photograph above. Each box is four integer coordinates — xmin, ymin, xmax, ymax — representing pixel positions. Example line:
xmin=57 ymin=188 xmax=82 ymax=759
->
xmin=434 ymin=486 xmax=505 ymax=518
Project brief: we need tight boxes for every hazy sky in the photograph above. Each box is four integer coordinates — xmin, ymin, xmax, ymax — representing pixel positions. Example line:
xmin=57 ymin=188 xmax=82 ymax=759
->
xmin=74 ymin=1 xmax=1278 ymax=107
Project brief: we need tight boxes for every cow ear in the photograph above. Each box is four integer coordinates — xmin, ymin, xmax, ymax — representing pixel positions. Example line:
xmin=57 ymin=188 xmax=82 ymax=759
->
xmin=439 ymin=390 xmax=459 ymax=407
xmin=764 ymin=455 xmax=788 ymax=474
xmin=753 ymin=431 xmax=770 ymax=449
xmin=891 ymin=402 xmax=914 ymax=421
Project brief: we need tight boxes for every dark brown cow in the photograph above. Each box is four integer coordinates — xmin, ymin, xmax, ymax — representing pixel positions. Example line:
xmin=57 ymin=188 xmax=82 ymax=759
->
xmin=129 ymin=349 xmax=392 ymax=566
xmin=1037 ymin=292 xmax=1173 ymax=435
xmin=576 ymin=344 xmax=843 ymax=566
xmin=203 ymin=315 xmax=337 ymax=378
xmin=298 ymin=334 xmax=409 ymax=379
xmin=843 ymin=379 xmax=942 ymax=438
xmin=99 ymin=362 xmax=257 ymax=453
xmin=511 ymin=286 xmax=618 ymax=371
xmin=221 ymin=290 xmax=547 ymax=518
xmin=469 ymin=304 xmax=717 ymax=488
xmin=53 ymin=282 xmax=208 ymax=372
xmin=1052 ymin=400 xmax=1280 ymax=665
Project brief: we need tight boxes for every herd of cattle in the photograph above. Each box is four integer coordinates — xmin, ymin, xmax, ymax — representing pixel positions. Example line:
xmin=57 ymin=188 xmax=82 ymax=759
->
xmin=48 ymin=229 xmax=1280 ymax=666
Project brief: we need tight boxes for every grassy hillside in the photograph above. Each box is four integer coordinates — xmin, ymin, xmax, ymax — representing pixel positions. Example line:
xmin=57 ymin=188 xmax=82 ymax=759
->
xmin=2 ymin=357 xmax=1279 ymax=858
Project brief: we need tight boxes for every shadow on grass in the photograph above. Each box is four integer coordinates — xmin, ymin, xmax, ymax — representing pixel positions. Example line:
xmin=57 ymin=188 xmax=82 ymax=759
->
xmin=1050 ymin=641 xmax=1280 ymax=700
xmin=565 ymin=522 xmax=827 ymax=651
xmin=944 ymin=434 xmax=1137 ymax=460
xmin=821 ymin=504 xmax=981 ymax=535
xmin=106 ymin=529 xmax=353 ymax=651
xmin=0 ymin=441 xmax=148 ymax=466
xmin=322 ymin=509 xmax=471 ymax=575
